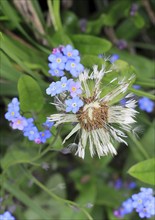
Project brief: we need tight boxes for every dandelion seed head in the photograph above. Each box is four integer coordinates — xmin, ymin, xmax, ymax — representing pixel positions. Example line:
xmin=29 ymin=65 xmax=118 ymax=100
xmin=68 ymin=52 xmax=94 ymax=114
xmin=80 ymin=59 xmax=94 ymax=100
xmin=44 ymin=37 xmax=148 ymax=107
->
xmin=47 ymin=46 xmax=138 ymax=159
xmin=77 ymin=100 xmax=108 ymax=131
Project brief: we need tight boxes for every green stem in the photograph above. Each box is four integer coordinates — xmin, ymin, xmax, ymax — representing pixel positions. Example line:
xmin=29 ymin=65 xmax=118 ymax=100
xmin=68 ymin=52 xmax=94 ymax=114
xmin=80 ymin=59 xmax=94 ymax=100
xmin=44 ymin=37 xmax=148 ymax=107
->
xmin=47 ymin=0 xmax=58 ymax=31
xmin=32 ymin=127 xmax=60 ymax=162
xmin=23 ymin=167 xmax=93 ymax=220
xmin=129 ymin=88 xmax=155 ymax=100
xmin=53 ymin=0 xmax=62 ymax=30
xmin=135 ymin=80 xmax=155 ymax=88
xmin=128 ymin=132 xmax=150 ymax=160
xmin=130 ymin=41 xmax=155 ymax=50
xmin=47 ymin=0 xmax=62 ymax=31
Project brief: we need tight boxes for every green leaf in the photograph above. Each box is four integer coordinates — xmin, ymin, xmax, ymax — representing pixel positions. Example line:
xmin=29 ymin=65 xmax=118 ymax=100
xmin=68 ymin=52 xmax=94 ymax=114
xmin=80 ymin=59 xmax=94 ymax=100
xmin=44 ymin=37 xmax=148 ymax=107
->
xmin=1 ymin=0 xmax=21 ymax=27
xmin=18 ymin=75 xmax=44 ymax=112
xmin=81 ymin=55 xmax=104 ymax=69
xmin=110 ymin=48 xmax=154 ymax=78
xmin=116 ymin=19 xmax=139 ymax=40
xmin=96 ymin=184 xmax=124 ymax=207
xmin=103 ymin=1 xmax=130 ymax=26
xmin=1 ymin=52 xmax=22 ymax=82
xmin=49 ymin=31 xmax=73 ymax=47
xmin=0 ymin=81 xmax=18 ymax=96
xmin=128 ymin=158 xmax=155 ymax=185
xmin=1 ymin=33 xmax=48 ymax=76
xmin=141 ymin=121 xmax=155 ymax=156
xmin=129 ymin=88 xmax=155 ymax=100
xmin=71 ymin=34 xmax=112 ymax=54
xmin=24 ymin=174 xmax=66 ymax=220
xmin=1 ymin=150 xmax=34 ymax=171
xmin=133 ymin=13 xmax=145 ymax=28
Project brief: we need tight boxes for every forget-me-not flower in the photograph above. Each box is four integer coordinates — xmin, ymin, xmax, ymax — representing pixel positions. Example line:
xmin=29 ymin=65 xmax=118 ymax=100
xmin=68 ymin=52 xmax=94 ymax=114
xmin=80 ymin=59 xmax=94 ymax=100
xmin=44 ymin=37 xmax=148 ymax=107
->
xmin=138 ymin=97 xmax=154 ymax=113
xmin=65 ymin=97 xmax=84 ymax=113
xmin=0 ymin=211 xmax=15 ymax=220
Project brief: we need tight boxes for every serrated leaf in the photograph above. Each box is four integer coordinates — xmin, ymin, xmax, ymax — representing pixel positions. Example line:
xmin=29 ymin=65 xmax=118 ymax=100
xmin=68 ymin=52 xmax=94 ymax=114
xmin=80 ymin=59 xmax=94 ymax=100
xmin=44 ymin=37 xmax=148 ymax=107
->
xmin=18 ymin=75 xmax=44 ymax=112
xmin=128 ymin=158 xmax=155 ymax=185
xmin=71 ymin=34 xmax=112 ymax=54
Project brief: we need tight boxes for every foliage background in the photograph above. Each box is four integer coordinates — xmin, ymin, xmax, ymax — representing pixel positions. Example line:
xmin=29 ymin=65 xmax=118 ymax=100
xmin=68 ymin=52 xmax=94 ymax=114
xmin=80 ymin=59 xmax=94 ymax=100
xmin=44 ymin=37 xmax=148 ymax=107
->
xmin=0 ymin=0 xmax=155 ymax=219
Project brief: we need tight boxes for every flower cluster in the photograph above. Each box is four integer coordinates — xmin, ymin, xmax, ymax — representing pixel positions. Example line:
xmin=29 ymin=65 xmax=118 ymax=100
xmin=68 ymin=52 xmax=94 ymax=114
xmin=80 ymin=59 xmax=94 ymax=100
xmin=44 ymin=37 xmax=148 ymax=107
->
xmin=5 ymin=98 xmax=53 ymax=144
xmin=48 ymin=44 xmax=84 ymax=77
xmin=0 ymin=211 xmax=15 ymax=220
xmin=46 ymin=45 xmax=84 ymax=113
xmin=114 ymin=187 xmax=155 ymax=219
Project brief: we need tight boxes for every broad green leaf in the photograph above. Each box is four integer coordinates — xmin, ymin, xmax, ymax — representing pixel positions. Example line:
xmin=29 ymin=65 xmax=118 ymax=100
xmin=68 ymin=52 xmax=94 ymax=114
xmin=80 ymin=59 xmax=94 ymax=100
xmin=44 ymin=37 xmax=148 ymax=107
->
xmin=133 ymin=13 xmax=145 ymax=28
xmin=18 ymin=75 xmax=44 ymax=112
xmin=1 ymin=150 xmax=33 ymax=171
xmin=71 ymin=34 xmax=112 ymax=54
xmin=116 ymin=19 xmax=139 ymax=40
xmin=110 ymin=48 xmax=154 ymax=78
xmin=81 ymin=55 xmax=104 ymax=69
xmin=48 ymin=30 xmax=73 ymax=47
xmin=62 ymin=11 xmax=78 ymax=33
xmin=128 ymin=158 xmax=155 ymax=185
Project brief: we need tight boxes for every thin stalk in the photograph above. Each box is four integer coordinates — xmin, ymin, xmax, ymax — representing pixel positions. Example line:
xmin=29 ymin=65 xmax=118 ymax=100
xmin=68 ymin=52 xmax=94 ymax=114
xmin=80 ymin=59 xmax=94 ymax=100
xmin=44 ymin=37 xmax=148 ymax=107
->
xmin=129 ymin=88 xmax=155 ymax=100
xmin=53 ymin=0 xmax=62 ymax=30
xmin=31 ymin=127 xmax=61 ymax=162
xmin=47 ymin=0 xmax=62 ymax=31
xmin=23 ymin=166 xmax=93 ymax=220
xmin=128 ymin=132 xmax=150 ymax=160
xmin=135 ymin=80 xmax=155 ymax=88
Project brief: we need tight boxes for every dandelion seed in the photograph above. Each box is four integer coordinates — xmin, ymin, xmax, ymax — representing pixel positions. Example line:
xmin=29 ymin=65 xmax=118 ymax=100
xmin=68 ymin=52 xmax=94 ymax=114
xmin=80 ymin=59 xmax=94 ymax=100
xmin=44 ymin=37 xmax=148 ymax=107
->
xmin=48 ymin=66 xmax=137 ymax=159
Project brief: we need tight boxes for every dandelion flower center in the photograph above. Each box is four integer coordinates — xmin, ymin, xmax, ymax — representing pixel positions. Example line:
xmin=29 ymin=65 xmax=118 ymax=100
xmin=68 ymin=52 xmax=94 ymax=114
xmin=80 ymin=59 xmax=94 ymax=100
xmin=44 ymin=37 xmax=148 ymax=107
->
xmin=77 ymin=99 xmax=108 ymax=131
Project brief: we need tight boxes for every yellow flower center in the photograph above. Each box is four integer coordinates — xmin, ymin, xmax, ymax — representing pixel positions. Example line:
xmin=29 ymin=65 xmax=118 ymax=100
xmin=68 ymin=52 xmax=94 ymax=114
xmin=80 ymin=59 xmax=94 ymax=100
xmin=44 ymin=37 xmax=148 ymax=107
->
xmin=11 ymin=111 xmax=15 ymax=116
xmin=71 ymin=87 xmax=77 ymax=92
xmin=71 ymin=63 xmax=75 ymax=68
xmin=17 ymin=120 xmax=21 ymax=125
xmin=67 ymin=52 xmax=72 ymax=57
xmin=56 ymin=58 xmax=61 ymax=63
